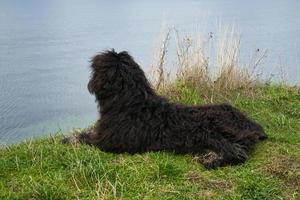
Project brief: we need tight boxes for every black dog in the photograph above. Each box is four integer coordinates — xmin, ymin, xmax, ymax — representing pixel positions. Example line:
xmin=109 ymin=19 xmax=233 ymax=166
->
xmin=63 ymin=50 xmax=267 ymax=168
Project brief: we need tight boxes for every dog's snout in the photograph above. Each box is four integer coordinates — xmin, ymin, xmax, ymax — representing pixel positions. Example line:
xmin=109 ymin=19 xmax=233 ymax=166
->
xmin=87 ymin=80 xmax=94 ymax=94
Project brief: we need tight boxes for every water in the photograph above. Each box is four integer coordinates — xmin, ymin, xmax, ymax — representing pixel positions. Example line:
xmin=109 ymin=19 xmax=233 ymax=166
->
xmin=1 ymin=0 xmax=300 ymax=144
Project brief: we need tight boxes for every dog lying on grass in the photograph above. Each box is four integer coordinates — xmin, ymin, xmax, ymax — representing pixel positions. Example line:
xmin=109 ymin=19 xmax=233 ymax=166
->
xmin=63 ymin=50 xmax=267 ymax=168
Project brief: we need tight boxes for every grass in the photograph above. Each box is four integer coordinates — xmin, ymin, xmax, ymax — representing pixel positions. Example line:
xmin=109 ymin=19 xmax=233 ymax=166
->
xmin=0 ymin=85 xmax=299 ymax=200
xmin=1 ymin=29 xmax=299 ymax=199
xmin=150 ymin=26 xmax=268 ymax=98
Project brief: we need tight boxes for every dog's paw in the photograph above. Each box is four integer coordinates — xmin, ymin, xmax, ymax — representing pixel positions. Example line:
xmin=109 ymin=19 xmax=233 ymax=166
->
xmin=203 ymin=159 xmax=222 ymax=169
xmin=232 ymin=143 xmax=248 ymax=162
xmin=201 ymin=151 xmax=223 ymax=169
xmin=61 ymin=135 xmax=80 ymax=145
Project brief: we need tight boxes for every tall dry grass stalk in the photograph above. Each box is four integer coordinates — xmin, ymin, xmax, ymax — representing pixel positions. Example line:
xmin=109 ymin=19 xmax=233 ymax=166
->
xmin=174 ymin=29 xmax=211 ymax=89
xmin=149 ymin=28 xmax=171 ymax=90
xmin=149 ymin=26 xmax=267 ymax=100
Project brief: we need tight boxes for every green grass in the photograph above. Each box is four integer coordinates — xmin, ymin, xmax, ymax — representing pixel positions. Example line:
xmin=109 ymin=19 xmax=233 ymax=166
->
xmin=0 ymin=85 xmax=299 ymax=200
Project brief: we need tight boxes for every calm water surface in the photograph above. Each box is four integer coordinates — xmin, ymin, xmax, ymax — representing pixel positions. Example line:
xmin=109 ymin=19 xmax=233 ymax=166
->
xmin=1 ymin=0 xmax=300 ymax=144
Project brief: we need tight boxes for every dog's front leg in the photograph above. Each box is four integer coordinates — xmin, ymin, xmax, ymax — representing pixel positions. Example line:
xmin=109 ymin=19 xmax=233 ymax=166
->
xmin=62 ymin=129 xmax=102 ymax=146
xmin=202 ymin=138 xmax=248 ymax=168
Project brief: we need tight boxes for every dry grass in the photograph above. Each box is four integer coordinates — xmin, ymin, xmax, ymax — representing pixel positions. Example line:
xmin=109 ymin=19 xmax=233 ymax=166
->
xmin=261 ymin=155 xmax=300 ymax=187
xmin=149 ymin=27 xmax=172 ymax=90
xmin=149 ymin=27 xmax=267 ymax=101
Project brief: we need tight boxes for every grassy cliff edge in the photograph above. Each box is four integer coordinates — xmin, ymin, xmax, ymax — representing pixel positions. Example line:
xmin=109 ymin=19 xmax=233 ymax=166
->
xmin=0 ymin=85 xmax=299 ymax=200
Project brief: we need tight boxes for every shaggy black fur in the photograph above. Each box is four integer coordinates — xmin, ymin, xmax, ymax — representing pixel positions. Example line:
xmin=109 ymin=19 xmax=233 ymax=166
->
xmin=63 ymin=50 xmax=267 ymax=168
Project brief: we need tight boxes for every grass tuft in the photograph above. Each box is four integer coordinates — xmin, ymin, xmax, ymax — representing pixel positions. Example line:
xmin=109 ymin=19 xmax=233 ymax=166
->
xmin=150 ymin=27 xmax=269 ymax=102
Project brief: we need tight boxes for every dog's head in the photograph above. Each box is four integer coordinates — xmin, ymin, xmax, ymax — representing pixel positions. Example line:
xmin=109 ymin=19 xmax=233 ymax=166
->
xmin=88 ymin=50 xmax=152 ymax=98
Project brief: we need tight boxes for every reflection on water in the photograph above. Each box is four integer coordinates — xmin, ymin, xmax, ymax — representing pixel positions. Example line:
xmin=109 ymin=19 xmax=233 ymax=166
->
xmin=0 ymin=0 xmax=299 ymax=144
